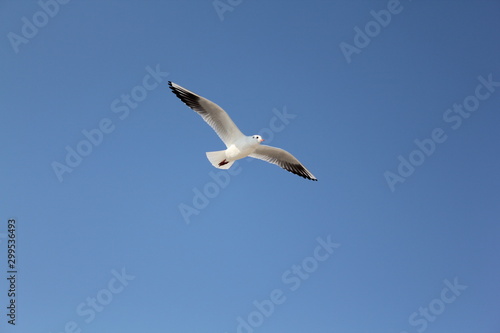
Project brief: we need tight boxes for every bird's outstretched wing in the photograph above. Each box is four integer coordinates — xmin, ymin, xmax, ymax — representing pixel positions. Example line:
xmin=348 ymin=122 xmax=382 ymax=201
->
xmin=249 ymin=145 xmax=318 ymax=181
xmin=168 ymin=81 xmax=245 ymax=147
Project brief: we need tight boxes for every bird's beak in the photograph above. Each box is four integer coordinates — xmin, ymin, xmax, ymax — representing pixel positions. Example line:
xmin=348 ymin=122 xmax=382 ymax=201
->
xmin=260 ymin=139 xmax=265 ymax=142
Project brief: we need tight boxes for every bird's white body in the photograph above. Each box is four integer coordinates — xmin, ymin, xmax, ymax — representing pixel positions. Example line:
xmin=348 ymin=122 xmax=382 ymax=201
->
xmin=206 ymin=135 xmax=263 ymax=169
xmin=168 ymin=81 xmax=318 ymax=181
xmin=226 ymin=136 xmax=260 ymax=160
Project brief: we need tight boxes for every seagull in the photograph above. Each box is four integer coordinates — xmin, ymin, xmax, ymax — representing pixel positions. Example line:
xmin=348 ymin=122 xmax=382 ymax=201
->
xmin=168 ymin=81 xmax=318 ymax=181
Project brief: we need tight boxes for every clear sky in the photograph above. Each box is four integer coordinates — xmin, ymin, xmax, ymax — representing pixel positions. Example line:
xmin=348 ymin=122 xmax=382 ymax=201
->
xmin=1 ymin=1 xmax=499 ymax=332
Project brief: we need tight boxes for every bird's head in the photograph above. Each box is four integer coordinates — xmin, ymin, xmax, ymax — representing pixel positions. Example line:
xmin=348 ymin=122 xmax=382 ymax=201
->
xmin=251 ymin=135 xmax=265 ymax=143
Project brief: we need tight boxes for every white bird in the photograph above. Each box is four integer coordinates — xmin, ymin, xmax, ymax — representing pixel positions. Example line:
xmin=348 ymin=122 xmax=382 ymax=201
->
xmin=168 ymin=81 xmax=318 ymax=181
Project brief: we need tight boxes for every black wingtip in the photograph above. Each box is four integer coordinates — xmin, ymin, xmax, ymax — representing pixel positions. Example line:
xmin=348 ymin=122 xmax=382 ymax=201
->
xmin=282 ymin=163 xmax=318 ymax=181
xmin=168 ymin=81 xmax=203 ymax=111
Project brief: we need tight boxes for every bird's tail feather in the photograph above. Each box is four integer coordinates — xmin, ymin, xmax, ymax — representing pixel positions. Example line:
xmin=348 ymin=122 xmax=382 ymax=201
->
xmin=206 ymin=150 xmax=234 ymax=169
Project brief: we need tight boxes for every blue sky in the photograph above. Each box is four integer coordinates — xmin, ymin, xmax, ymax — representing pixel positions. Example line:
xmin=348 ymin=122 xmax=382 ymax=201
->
xmin=1 ymin=1 xmax=499 ymax=332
